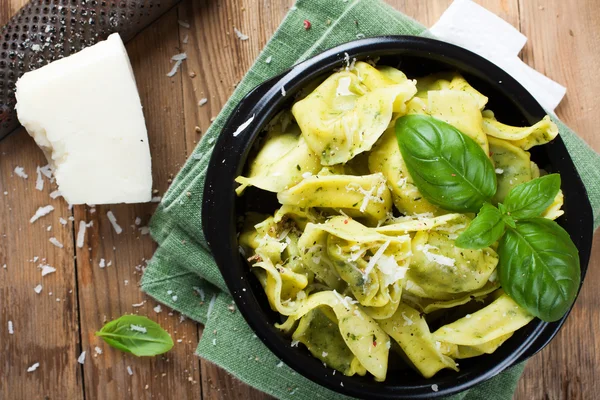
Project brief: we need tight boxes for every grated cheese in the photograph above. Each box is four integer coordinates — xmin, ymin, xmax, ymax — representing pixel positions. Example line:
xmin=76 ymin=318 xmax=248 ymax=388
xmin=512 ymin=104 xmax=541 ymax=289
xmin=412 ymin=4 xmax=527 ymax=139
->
xmin=232 ymin=114 xmax=255 ymax=137
xmin=132 ymin=300 xmax=146 ymax=307
xmin=14 ymin=166 xmax=28 ymax=179
xmin=49 ymin=237 xmax=64 ymax=248
xmin=95 ymin=346 xmax=103 ymax=355
xmin=76 ymin=221 xmax=87 ymax=248
xmin=290 ymin=340 xmax=299 ymax=347
xmin=198 ymin=98 xmax=208 ymax=106
xmin=30 ymin=205 xmax=55 ymax=223
xmin=106 ymin=211 xmax=122 ymax=234
xmin=40 ymin=265 xmax=56 ymax=276
xmin=364 ymin=240 xmax=391 ymax=276
xmin=99 ymin=259 xmax=106 ymax=268
xmin=130 ymin=324 xmax=147 ymax=334
xmin=431 ymin=384 xmax=439 ymax=392
xmin=265 ymin=56 xmax=272 ymax=64
xmin=178 ymin=20 xmax=190 ymax=29
xmin=34 ymin=284 xmax=43 ymax=294
xmin=134 ymin=217 xmax=141 ymax=226
xmin=127 ymin=366 xmax=133 ymax=376
xmin=77 ymin=351 xmax=86 ymax=364
xmin=276 ymin=361 xmax=284 ymax=367
xmin=182 ymin=34 xmax=189 ymax=44
xmin=139 ymin=226 xmax=150 ymax=235
xmin=8 ymin=321 xmax=14 ymax=334
xmin=495 ymin=168 xmax=504 ymax=174
xmin=153 ymin=305 xmax=162 ymax=313
xmin=151 ymin=196 xmax=162 ymax=203
xmin=39 ymin=165 xmax=53 ymax=179
xmin=322 ymin=352 xmax=328 ymax=357
xmin=27 ymin=362 xmax=40 ymax=372
xmin=59 ymin=217 xmax=67 ymax=225
xmin=35 ymin=167 xmax=44 ymax=191
xmin=234 ymin=27 xmax=249 ymax=41
xmin=281 ymin=86 xmax=286 ymax=96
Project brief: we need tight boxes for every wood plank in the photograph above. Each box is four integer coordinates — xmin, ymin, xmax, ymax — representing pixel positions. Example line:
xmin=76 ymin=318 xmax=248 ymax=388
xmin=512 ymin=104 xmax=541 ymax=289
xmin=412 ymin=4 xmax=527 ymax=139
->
xmin=71 ymin=7 xmax=201 ymax=400
xmin=0 ymin=128 xmax=83 ymax=399
xmin=515 ymin=1 xmax=600 ymax=399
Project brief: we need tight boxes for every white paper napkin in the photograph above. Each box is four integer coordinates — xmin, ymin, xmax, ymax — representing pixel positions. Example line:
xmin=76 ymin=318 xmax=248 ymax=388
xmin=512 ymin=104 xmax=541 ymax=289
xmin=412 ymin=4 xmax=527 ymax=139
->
xmin=430 ymin=0 xmax=566 ymax=111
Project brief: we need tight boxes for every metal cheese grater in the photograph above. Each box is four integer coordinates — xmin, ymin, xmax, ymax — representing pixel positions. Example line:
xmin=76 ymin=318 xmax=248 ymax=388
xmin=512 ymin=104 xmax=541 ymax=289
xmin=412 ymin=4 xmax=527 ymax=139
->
xmin=0 ymin=0 xmax=183 ymax=141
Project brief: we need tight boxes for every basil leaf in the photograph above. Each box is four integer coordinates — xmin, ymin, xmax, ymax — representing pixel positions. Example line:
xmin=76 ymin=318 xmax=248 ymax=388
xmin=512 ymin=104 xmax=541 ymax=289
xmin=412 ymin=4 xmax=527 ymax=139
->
xmin=96 ymin=315 xmax=174 ymax=356
xmin=498 ymin=218 xmax=580 ymax=322
xmin=504 ymin=174 xmax=561 ymax=219
xmin=455 ymin=203 xmax=505 ymax=249
xmin=396 ymin=115 xmax=497 ymax=212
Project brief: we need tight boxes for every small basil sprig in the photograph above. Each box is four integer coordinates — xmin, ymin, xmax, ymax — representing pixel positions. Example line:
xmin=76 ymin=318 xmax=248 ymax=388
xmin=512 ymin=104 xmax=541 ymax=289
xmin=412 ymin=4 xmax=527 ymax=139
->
xmin=395 ymin=114 xmax=497 ymax=212
xmin=455 ymin=174 xmax=580 ymax=322
xmin=96 ymin=315 xmax=174 ymax=356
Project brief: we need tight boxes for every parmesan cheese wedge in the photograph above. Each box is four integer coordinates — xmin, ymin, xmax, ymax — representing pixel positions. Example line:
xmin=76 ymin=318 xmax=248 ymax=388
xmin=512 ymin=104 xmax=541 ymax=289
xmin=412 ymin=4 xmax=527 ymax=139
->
xmin=15 ymin=33 xmax=152 ymax=205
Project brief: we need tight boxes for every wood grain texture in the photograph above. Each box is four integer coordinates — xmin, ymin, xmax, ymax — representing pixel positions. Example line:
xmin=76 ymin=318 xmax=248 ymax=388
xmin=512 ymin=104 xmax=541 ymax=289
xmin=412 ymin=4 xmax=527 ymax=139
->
xmin=0 ymin=0 xmax=598 ymax=399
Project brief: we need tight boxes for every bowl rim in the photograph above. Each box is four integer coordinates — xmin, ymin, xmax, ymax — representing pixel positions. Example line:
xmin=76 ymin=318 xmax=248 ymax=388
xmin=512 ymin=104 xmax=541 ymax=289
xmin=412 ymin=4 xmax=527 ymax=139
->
xmin=202 ymin=35 xmax=593 ymax=399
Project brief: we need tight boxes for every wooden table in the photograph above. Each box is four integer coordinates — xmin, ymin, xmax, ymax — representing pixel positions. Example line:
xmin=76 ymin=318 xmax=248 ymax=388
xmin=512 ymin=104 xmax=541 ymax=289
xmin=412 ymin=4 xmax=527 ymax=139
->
xmin=1 ymin=1 xmax=598 ymax=399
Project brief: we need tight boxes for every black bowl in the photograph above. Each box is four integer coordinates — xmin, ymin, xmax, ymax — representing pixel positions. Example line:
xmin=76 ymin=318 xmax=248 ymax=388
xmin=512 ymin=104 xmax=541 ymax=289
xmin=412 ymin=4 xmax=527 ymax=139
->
xmin=202 ymin=36 xmax=593 ymax=399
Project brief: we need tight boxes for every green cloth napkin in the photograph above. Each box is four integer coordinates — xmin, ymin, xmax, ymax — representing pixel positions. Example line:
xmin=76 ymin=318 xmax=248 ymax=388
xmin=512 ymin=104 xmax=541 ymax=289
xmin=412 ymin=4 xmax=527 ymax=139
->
xmin=141 ymin=0 xmax=600 ymax=399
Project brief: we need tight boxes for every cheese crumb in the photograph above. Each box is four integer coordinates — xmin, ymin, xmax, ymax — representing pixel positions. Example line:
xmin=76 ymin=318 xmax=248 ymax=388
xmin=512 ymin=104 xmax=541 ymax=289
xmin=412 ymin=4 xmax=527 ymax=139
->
xmin=27 ymin=362 xmax=40 ymax=372
xmin=198 ymin=98 xmax=208 ymax=106
xmin=232 ymin=114 xmax=255 ymax=137
xmin=59 ymin=217 xmax=67 ymax=225
xmin=276 ymin=361 xmax=284 ymax=367
xmin=34 ymin=284 xmax=43 ymax=294
xmin=30 ymin=205 xmax=55 ymax=223
xmin=134 ymin=217 xmax=142 ymax=226
xmin=94 ymin=346 xmax=103 ymax=355
xmin=431 ymin=384 xmax=439 ymax=392
xmin=49 ymin=237 xmax=64 ymax=248
xmin=14 ymin=166 xmax=28 ymax=179
xmin=106 ymin=211 xmax=122 ymax=234
xmin=290 ymin=340 xmax=299 ymax=347
xmin=401 ymin=312 xmax=414 ymax=326
xmin=420 ymin=244 xmax=456 ymax=267
xmin=265 ymin=56 xmax=272 ymax=64
xmin=40 ymin=265 xmax=56 ymax=276
xmin=234 ymin=27 xmax=249 ymax=41
xmin=336 ymin=76 xmax=353 ymax=96
xmin=127 ymin=366 xmax=133 ymax=376
xmin=76 ymin=221 xmax=87 ymax=248
xmin=8 ymin=321 xmax=14 ymax=334
xmin=178 ymin=20 xmax=190 ymax=29
xmin=77 ymin=351 xmax=86 ymax=364
xmin=495 ymin=168 xmax=504 ymax=174
xmin=207 ymin=294 xmax=216 ymax=318
xmin=281 ymin=86 xmax=286 ymax=96
xmin=99 ymin=259 xmax=106 ymax=268
xmin=154 ymin=305 xmax=162 ymax=313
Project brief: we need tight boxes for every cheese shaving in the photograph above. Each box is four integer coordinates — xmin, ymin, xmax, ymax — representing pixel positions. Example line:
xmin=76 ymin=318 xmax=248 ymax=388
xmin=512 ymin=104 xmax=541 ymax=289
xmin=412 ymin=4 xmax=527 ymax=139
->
xmin=30 ymin=205 xmax=54 ymax=223
xmin=27 ymin=363 xmax=40 ymax=372
xmin=49 ymin=237 xmax=64 ymax=248
xmin=363 ymin=240 xmax=391 ymax=276
xmin=76 ymin=221 xmax=87 ymax=248
xmin=50 ymin=190 xmax=62 ymax=199
xmin=39 ymin=165 xmax=53 ymax=179
xmin=59 ymin=217 xmax=67 ymax=225
xmin=99 ymin=259 xmax=106 ymax=268
xmin=8 ymin=321 xmax=14 ymax=334
xmin=207 ymin=294 xmax=216 ymax=318
xmin=401 ymin=312 xmax=414 ymax=326
xmin=154 ymin=305 xmax=162 ymax=313
xmin=198 ymin=98 xmax=208 ymax=106
xmin=232 ymin=114 xmax=255 ymax=137
xmin=94 ymin=346 xmax=103 ymax=355
xmin=35 ymin=167 xmax=44 ymax=191
xmin=34 ymin=284 xmax=43 ymax=294
xmin=167 ymin=53 xmax=187 ymax=77
xmin=281 ymin=86 xmax=286 ymax=96
xmin=77 ymin=351 xmax=86 ymax=364
xmin=234 ymin=27 xmax=249 ymax=41
xmin=40 ymin=265 xmax=56 ymax=276
xmin=130 ymin=324 xmax=147 ymax=334
xmin=420 ymin=244 xmax=456 ymax=267
xmin=265 ymin=56 xmax=272 ymax=64
xmin=127 ymin=366 xmax=133 ymax=376
xmin=106 ymin=211 xmax=123 ymax=234
xmin=178 ymin=20 xmax=190 ymax=29
xmin=336 ymin=76 xmax=354 ymax=96
xmin=14 ymin=166 xmax=28 ymax=179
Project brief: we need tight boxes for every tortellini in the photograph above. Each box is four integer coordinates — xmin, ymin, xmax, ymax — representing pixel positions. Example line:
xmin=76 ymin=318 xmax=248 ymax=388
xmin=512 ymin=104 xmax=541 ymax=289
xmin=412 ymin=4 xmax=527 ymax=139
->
xmin=292 ymin=61 xmax=417 ymax=165
xmin=235 ymin=66 xmax=561 ymax=381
